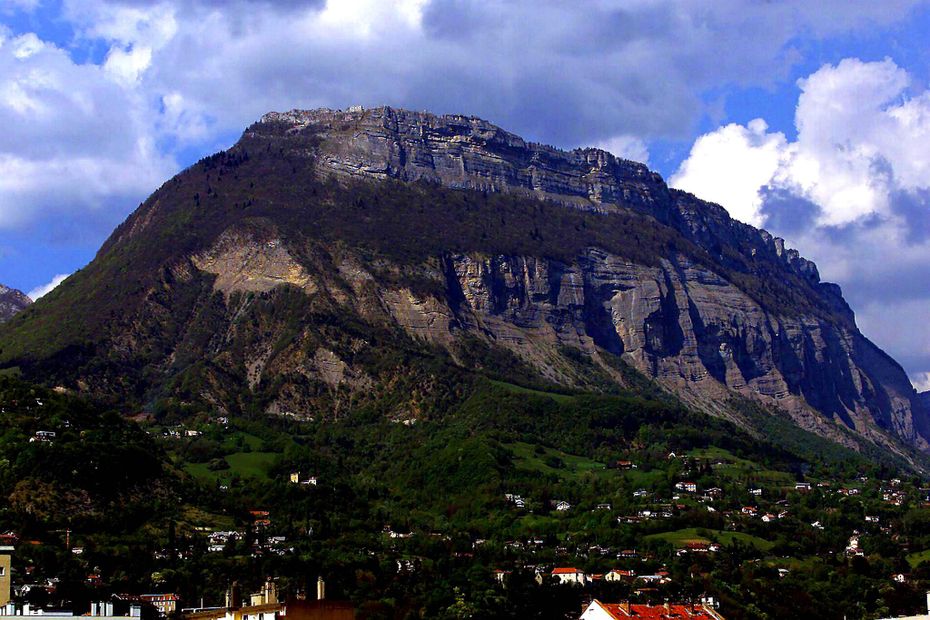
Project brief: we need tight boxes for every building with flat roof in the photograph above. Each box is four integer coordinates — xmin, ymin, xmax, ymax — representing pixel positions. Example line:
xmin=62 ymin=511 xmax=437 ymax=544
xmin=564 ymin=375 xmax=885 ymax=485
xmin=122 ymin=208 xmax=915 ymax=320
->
xmin=0 ymin=546 xmax=12 ymax=607
xmin=182 ymin=580 xmax=353 ymax=620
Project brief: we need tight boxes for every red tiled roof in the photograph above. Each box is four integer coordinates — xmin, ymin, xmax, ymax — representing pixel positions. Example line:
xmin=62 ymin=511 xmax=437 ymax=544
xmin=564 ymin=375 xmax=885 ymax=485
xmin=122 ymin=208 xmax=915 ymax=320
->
xmin=593 ymin=600 xmax=718 ymax=619
xmin=552 ymin=567 xmax=582 ymax=574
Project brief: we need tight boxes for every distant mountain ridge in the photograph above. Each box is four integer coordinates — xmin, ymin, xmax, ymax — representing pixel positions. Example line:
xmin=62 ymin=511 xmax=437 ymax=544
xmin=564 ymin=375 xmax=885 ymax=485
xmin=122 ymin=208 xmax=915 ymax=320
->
xmin=0 ymin=105 xmax=926 ymax=467
xmin=0 ymin=284 xmax=31 ymax=323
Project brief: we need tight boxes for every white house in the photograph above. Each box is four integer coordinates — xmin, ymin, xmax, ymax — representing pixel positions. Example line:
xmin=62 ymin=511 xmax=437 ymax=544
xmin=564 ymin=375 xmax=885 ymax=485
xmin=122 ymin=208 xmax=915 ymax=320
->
xmin=551 ymin=567 xmax=585 ymax=585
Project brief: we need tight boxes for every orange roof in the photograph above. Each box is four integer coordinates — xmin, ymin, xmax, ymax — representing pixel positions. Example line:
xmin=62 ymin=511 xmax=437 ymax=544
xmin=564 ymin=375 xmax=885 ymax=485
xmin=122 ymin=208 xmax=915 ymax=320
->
xmin=552 ymin=567 xmax=582 ymax=574
xmin=592 ymin=600 xmax=719 ymax=619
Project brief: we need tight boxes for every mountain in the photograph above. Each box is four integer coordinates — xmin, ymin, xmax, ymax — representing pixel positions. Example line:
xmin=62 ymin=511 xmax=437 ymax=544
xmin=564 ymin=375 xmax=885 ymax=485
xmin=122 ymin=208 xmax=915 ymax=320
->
xmin=0 ymin=105 xmax=926 ymax=465
xmin=0 ymin=284 xmax=31 ymax=323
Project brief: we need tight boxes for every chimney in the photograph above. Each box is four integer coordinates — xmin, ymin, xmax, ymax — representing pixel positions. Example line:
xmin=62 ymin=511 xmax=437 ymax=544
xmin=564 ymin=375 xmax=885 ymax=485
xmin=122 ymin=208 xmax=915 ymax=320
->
xmin=226 ymin=581 xmax=242 ymax=609
xmin=316 ymin=576 xmax=325 ymax=601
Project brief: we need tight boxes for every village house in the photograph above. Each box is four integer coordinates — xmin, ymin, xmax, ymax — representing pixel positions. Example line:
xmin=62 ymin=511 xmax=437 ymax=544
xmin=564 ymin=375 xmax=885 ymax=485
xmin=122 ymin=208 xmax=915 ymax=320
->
xmin=846 ymin=535 xmax=865 ymax=557
xmin=609 ymin=460 xmax=637 ymax=470
xmin=794 ymin=482 xmax=812 ymax=492
xmin=635 ymin=574 xmax=671 ymax=585
xmin=604 ymin=569 xmax=634 ymax=582
xmin=28 ymin=431 xmax=55 ymax=443
xmin=551 ymin=567 xmax=586 ymax=585
xmin=580 ymin=599 xmax=726 ymax=619
xmin=675 ymin=481 xmax=698 ymax=493
xmin=288 ymin=472 xmax=318 ymax=486
xmin=181 ymin=579 xmax=353 ymax=620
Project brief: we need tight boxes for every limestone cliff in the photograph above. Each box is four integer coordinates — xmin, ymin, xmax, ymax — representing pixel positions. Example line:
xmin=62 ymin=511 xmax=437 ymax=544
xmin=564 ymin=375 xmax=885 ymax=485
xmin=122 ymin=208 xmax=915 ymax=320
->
xmin=0 ymin=106 xmax=926 ymax=466
xmin=250 ymin=107 xmax=925 ymax=454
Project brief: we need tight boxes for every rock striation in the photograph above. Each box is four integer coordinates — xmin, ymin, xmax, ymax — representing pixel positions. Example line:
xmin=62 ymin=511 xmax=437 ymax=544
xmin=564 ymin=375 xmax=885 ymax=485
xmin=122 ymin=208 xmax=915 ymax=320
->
xmin=0 ymin=284 xmax=31 ymax=323
xmin=1 ymin=105 xmax=926 ymax=466
xmin=253 ymin=107 xmax=929 ymax=456
xmin=262 ymin=107 xmax=827 ymax=295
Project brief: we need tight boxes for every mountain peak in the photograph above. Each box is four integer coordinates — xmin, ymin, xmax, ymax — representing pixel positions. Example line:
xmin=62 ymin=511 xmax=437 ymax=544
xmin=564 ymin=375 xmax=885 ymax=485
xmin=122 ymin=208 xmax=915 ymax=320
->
xmin=249 ymin=105 xmax=828 ymax=303
xmin=0 ymin=284 xmax=31 ymax=323
xmin=255 ymin=105 xmax=660 ymax=215
xmin=1 ymin=104 xmax=925 ymax=468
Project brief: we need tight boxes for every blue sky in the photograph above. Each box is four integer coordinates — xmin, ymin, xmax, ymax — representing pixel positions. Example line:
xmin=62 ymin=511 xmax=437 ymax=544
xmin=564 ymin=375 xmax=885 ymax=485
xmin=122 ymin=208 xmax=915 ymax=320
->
xmin=0 ymin=0 xmax=929 ymax=388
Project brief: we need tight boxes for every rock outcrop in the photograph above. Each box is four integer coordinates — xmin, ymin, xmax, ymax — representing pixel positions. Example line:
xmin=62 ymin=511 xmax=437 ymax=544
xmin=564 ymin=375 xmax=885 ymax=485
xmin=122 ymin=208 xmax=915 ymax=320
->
xmin=1 ymin=106 xmax=926 ymax=465
xmin=248 ymin=107 xmax=926 ymax=454
xmin=0 ymin=284 xmax=31 ymax=323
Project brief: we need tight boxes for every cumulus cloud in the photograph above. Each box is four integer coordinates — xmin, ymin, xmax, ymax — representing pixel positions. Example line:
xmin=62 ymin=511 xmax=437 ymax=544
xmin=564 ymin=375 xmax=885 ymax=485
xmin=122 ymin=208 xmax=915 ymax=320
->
xmin=55 ymin=0 xmax=930 ymax=149
xmin=1 ymin=0 xmax=40 ymax=14
xmin=27 ymin=273 xmax=69 ymax=300
xmin=0 ymin=0 xmax=921 ymax=238
xmin=671 ymin=58 xmax=930 ymax=385
xmin=0 ymin=28 xmax=175 ymax=231
xmin=913 ymin=373 xmax=930 ymax=393
xmin=672 ymin=58 xmax=930 ymax=227
xmin=593 ymin=135 xmax=650 ymax=166
xmin=0 ymin=1 xmax=928 ymax=381
xmin=670 ymin=119 xmax=787 ymax=226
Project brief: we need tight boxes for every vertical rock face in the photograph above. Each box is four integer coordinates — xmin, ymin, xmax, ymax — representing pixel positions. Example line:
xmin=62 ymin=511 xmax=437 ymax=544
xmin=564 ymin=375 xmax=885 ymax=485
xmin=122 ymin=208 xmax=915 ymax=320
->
xmin=0 ymin=285 xmax=31 ymax=323
xmin=0 ymin=105 xmax=925 ymax=463
xmin=415 ymin=250 xmax=923 ymax=452
xmin=254 ymin=107 xmax=923 ymax=454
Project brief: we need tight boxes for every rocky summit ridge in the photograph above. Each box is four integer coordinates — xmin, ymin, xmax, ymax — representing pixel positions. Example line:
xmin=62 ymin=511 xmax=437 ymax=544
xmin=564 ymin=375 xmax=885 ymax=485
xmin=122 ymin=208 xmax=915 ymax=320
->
xmin=1 ymin=105 xmax=926 ymax=467
xmin=261 ymin=106 xmax=825 ymax=290
xmin=0 ymin=284 xmax=31 ymax=323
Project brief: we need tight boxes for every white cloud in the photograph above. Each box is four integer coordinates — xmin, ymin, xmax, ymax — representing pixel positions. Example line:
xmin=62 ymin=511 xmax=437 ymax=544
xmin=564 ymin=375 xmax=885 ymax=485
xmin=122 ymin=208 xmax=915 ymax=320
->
xmin=671 ymin=58 xmax=930 ymax=381
xmin=912 ymin=372 xmax=930 ymax=393
xmin=671 ymin=58 xmax=930 ymax=227
xmin=593 ymin=135 xmax=650 ymax=166
xmin=2 ymin=0 xmax=41 ymax=14
xmin=0 ymin=30 xmax=175 ymax=231
xmin=670 ymin=119 xmax=787 ymax=226
xmin=0 ymin=2 xmax=927 ymax=380
xmin=27 ymin=273 xmax=69 ymax=300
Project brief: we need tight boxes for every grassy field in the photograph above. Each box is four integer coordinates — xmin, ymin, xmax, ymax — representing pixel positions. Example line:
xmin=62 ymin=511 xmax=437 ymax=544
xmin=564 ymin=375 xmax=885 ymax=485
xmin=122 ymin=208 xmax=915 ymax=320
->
xmin=184 ymin=450 xmax=279 ymax=482
xmin=619 ymin=468 xmax=666 ymax=488
xmin=507 ymin=441 xmax=609 ymax=481
xmin=179 ymin=504 xmax=236 ymax=530
xmin=645 ymin=527 xmax=775 ymax=551
xmin=689 ymin=447 xmax=794 ymax=486
xmin=907 ymin=549 xmax=930 ymax=568
xmin=490 ymin=380 xmax=577 ymax=404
